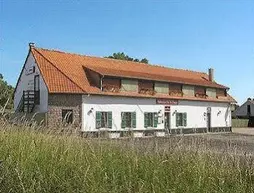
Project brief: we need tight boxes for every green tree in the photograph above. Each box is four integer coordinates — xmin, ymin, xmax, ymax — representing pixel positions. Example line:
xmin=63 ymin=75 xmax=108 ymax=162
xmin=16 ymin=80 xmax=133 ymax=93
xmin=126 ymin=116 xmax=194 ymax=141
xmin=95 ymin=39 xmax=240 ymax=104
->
xmin=0 ymin=73 xmax=14 ymax=109
xmin=106 ymin=52 xmax=149 ymax=64
xmin=140 ymin=58 xmax=148 ymax=64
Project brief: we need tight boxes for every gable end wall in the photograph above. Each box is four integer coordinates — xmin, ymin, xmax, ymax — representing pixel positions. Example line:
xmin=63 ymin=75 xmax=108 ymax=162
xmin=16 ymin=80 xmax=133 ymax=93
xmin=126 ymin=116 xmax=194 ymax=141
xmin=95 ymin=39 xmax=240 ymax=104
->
xmin=14 ymin=51 xmax=48 ymax=113
xmin=234 ymin=101 xmax=254 ymax=117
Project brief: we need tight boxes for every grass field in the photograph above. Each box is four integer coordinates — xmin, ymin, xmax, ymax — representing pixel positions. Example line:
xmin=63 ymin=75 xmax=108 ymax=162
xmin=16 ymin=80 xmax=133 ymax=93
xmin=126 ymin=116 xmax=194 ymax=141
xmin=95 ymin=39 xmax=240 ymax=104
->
xmin=0 ymin=121 xmax=254 ymax=192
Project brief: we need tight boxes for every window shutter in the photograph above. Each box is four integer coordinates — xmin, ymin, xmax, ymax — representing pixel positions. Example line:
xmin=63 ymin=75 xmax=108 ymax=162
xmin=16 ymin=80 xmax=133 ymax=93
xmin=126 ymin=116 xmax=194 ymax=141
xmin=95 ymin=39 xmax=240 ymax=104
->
xmin=108 ymin=112 xmax=112 ymax=128
xmin=176 ymin=113 xmax=180 ymax=127
xmin=96 ymin=112 xmax=101 ymax=129
xmin=131 ymin=112 xmax=136 ymax=128
xmin=144 ymin=113 xmax=149 ymax=128
xmin=153 ymin=113 xmax=158 ymax=128
xmin=121 ymin=112 xmax=126 ymax=128
xmin=183 ymin=113 xmax=187 ymax=127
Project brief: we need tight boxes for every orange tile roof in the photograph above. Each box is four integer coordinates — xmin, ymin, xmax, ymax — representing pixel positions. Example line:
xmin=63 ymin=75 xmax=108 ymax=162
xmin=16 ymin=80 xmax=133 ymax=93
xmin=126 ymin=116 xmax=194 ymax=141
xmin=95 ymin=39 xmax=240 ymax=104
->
xmin=30 ymin=46 xmax=235 ymax=102
xmin=86 ymin=66 xmax=227 ymax=89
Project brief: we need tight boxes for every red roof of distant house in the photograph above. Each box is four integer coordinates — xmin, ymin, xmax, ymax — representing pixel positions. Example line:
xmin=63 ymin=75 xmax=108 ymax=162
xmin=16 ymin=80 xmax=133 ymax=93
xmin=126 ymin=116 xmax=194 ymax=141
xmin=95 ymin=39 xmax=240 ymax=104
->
xmin=28 ymin=46 xmax=235 ymax=103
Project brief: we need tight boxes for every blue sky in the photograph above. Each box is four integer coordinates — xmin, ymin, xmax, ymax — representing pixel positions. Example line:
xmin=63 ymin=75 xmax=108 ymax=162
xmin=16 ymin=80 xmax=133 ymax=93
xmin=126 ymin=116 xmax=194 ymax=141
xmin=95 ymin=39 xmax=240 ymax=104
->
xmin=0 ymin=0 xmax=253 ymax=104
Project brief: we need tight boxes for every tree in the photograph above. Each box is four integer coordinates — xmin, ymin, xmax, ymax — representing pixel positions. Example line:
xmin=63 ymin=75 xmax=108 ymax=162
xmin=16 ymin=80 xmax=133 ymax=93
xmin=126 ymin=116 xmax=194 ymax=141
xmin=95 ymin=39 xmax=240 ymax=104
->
xmin=0 ymin=73 xmax=14 ymax=109
xmin=106 ymin=52 xmax=149 ymax=64
xmin=140 ymin=58 xmax=148 ymax=64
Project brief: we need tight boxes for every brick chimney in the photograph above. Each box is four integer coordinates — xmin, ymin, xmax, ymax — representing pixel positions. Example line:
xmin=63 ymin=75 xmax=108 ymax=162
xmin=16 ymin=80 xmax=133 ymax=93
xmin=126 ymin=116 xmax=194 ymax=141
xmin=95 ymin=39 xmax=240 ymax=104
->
xmin=208 ymin=68 xmax=214 ymax=82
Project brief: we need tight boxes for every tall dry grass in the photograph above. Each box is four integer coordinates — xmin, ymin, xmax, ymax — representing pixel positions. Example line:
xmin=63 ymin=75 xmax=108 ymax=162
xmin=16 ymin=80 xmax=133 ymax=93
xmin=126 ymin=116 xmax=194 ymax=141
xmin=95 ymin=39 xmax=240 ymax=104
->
xmin=0 ymin=118 xmax=253 ymax=193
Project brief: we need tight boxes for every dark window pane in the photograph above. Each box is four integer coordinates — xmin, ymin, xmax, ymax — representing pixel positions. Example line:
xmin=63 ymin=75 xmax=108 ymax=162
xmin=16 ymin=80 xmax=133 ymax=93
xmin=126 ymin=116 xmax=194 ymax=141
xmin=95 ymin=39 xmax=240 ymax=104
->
xmin=144 ymin=112 xmax=158 ymax=127
xmin=121 ymin=112 xmax=132 ymax=128
xmin=176 ymin=113 xmax=187 ymax=127
xmin=101 ymin=112 xmax=108 ymax=128
xmin=247 ymin=105 xmax=251 ymax=115
xmin=62 ymin=109 xmax=73 ymax=124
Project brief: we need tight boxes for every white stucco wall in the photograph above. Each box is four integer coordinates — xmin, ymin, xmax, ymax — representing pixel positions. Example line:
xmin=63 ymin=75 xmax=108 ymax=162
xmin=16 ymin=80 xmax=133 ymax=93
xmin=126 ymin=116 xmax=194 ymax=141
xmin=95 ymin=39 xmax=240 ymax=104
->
xmin=14 ymin=51 xmax=48 ymax=113
xmin=81 ymin=95 xmax=231 ymax=132
xmin=234 ymin=100 xmax=254 ymax=117
xmin=172 ymin=100 xmax=231 ymax=129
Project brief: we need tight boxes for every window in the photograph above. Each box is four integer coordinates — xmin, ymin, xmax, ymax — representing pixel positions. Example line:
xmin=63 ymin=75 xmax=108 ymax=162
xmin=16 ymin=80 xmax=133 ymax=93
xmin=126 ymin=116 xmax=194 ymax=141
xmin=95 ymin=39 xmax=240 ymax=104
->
xmin=247 ymin=105 xmax=251 ymax=116
xmin=195 ymin=87 xmax=206 ymax=98
xmin=121 ymin=112 xmax=136 ymax=128
xmin=62 ymin=109 xmax=73 ymax=124
xmin=26 ymin=66 xmax=36 ymax=75
xmin=96 ymin=111 xmax=112 ymax=129
xmin=102 ymin=78 xmax=121 ymax=92
xmin=154 ymin=82 xmax=169 ymax=94
xmin=176 ymin=113 xmax=187 ymax=127
xmin=144 ymin=112 xmax=158 ymax=128
xmin=121 ymin=79 xmax=138 ymax=91
xmin=206 ymin=88 xmax=216 ymax=98
xmin=138 ymin=80 xmax=154 ymax=95
xmin=216 ymin=89 xmax=227 ymax=97
xmin=182 ymin=85 xmax=194 ymax=96
xmin=169 ymin=83 xmax=183 ymax=96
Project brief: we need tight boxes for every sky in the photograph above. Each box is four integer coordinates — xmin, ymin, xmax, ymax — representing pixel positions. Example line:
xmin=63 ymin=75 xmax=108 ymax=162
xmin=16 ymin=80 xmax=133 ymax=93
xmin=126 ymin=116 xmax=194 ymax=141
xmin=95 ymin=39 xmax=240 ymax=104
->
xmin=0 ymin=0 xmax=253 ymax=104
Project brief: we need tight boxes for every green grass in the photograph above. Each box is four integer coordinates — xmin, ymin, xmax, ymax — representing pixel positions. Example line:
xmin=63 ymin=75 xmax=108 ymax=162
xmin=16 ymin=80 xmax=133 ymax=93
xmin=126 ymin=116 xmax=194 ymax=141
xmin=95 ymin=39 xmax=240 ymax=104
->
xmin=0 ymin=123 xmax=253 ymax=192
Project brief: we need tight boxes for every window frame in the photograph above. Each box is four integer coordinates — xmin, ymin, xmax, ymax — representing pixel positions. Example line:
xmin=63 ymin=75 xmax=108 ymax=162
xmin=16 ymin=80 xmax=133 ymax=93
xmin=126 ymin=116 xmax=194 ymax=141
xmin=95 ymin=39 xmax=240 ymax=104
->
xmin=154 ymin=82 xmax=169 ymax=94
xmin=176 ymin=112 xmax=187 ymax=127
xmin=96 ymin=111 xmax=112 ymax=129
xmin=101 ymin=112 xmax=109 ymax=128
xmin=121 ymin=112 xmax=136 ymax=129
xmin=121 ymin=79 xmax=138 ymax=92
xmin=144 ymin=112 xmax=158 ymax=128
xmin=62 ymin=109 xmax=74 ymax=124
xmin=195 ymin=86 xmax=206 ymax=97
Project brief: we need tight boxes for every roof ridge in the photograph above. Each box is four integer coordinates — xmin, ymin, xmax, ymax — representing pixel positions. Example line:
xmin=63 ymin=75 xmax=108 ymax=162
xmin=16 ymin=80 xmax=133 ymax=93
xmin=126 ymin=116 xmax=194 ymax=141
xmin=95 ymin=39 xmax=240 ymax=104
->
xmin=32 ymin=48 xmax=86 ymax=93
xmin=35 ymin=47 xmax=207 ymax=75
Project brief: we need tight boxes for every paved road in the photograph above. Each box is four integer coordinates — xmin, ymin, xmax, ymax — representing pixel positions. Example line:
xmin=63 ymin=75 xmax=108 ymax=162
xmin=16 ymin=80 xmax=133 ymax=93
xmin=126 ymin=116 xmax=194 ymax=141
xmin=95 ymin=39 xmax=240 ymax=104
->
xmin=232 ymin=127 xmax=254 ymax=135
xmin=110 ymin=132 xmax=254 ymax=155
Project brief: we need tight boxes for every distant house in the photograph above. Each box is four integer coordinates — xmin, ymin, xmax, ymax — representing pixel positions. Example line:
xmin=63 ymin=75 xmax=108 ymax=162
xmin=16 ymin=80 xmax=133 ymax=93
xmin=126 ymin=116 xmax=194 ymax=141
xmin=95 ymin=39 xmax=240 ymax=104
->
xmin=14 ymin=43 xmax=236 ymax=137
xmin=232 ymin=98 xmax=254 ymax=127
xmin=233 ymin=98 xmax=254 ymax=118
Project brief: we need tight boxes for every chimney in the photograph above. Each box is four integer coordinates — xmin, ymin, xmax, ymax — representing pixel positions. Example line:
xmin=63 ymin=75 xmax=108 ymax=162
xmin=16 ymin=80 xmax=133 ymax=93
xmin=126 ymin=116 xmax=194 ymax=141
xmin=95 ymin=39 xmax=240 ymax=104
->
xmin=208 ymin=68 xmax=214 ymax=82
xmin=29 ymin=42 xmax=35 ymax=48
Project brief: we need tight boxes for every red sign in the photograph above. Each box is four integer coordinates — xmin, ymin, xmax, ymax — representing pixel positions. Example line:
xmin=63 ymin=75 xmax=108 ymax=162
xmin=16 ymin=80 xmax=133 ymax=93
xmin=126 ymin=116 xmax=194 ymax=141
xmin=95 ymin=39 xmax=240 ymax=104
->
xmin=156 ymin=99 xmax=178 ymax=105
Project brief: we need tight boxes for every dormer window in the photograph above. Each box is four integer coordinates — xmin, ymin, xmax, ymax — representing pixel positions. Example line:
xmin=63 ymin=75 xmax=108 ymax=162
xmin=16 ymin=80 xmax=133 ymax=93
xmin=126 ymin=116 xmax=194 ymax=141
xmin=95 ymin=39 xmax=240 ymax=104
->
xmin=138 ymin=80 xmax=154 ymax=95
xmin=121 ymin=79 xmax=138 ymax=92
xmin=102 ymin=77 xmax=120 ymax=92
xmin=154 ymin=82 xmax=168 ymax=94
xmin=195 ymin=87 xmax=207 ymax=98
xmin=169 ymin=83 xmax=183 ymax=97
xmin=216 ymin=89 xmax=227 ymax=98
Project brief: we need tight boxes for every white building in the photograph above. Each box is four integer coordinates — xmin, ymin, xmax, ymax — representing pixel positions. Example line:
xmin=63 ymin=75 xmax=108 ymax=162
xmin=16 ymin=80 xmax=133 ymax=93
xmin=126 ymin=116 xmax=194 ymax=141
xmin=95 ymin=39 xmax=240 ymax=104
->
xmin=14 ymin=43 xmax=236 ymax=137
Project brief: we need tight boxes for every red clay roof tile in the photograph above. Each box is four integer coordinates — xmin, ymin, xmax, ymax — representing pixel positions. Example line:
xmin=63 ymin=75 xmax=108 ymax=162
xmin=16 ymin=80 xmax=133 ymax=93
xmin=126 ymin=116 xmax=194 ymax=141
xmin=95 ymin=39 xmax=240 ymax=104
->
xmin=31 ymin=47 xmax=235 ymax=102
